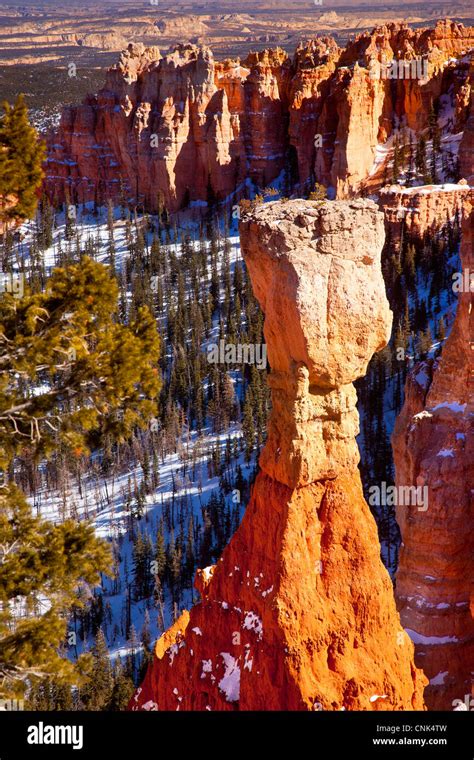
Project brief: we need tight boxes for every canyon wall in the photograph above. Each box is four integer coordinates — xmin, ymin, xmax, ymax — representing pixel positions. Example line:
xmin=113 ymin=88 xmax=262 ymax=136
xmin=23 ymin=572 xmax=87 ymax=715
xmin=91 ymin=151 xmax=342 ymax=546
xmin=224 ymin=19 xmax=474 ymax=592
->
xmin=392 ymin=196 xmax=473 ymax=710
xmin=130 ymin=198 xmax=426 ymax=712
xmin=459 ymin=62 xmax=474 ymax=185
xmin=379 ymin=182 xmax=470 ymax=244
xmin=45 ymin=20 xmax=474 ymax=212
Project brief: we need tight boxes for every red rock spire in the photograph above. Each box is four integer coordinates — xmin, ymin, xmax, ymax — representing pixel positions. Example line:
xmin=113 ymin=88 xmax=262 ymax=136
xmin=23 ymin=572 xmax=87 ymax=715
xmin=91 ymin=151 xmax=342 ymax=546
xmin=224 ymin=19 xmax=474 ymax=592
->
xmin=130 ymin=199 xmax=426 ymax=712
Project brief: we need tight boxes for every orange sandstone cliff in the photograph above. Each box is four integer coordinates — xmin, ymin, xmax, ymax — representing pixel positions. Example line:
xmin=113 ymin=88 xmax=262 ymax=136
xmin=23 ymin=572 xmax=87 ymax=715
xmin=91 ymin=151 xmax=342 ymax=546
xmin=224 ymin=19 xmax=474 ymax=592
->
xmin=130 ymin=199 xmax=426 ymax=711
xmin=379 ymin=182 xmax=470 ymax=245
xmin=392 ymin=198 xmax=473 ymax=710
xmin=45 ymin=20 xmax=474 ymax=211
xmin=459 ymin=62 xmax=474 ymax=185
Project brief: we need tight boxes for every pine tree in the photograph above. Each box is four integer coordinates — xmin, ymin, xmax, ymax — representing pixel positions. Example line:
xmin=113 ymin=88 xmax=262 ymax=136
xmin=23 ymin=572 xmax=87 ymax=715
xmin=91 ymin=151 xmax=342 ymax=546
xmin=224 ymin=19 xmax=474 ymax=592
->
xmin=27 ymin=673 xmax=77 ymax=710
xmin=126 ymin=624 xmax=139 ymax=682
xmin=109 ymin=659 xmax=135 ymax=711
xmin=106 ymin=199 xmax=116 ymax=273
xmin=185 ymin=515 xmax=195 ymax=581
xmin=81 ymin=628 xmax=114 ymax=710
xmin=0 ymin=484 xmax=111 ymax=699
xmin=132 ymin=532 xmax=145 ymax=600
xmin=0 ymin=95 xmax=45 ymax=227
xmin=437 ymin=316 xmax=446 ymax=341
xmin=242 ymin=393 xmax=255 ymax=463
xmin=0 ymin=257 xmax=161 ymax=469
xmin=0 ymin=259 xmax=161 ymax=698
xmin=415 ymin=136 xmax=427 ymax=180
xmin=417 ymin=325 xmax=433 ymax=358
xmin=404 ymin=243 xmax=416 ymax=284
xmin=167 ymin=529 xmax=182 ymax=596
xmin=141 ymin=609 xmax=152 ymax=654
xmin=406 ymin=132 xmax=415 ymax=186
xmin=154 ymin=522 xmax=166 ymax=581
xmin=153 ymin=577 xmax=165 ymax=632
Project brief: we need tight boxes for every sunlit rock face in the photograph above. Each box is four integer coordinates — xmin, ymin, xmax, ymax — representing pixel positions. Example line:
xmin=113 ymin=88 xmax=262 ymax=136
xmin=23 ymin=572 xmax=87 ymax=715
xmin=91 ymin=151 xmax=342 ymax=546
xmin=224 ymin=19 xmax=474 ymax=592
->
xmin=45 ymin=21 xmax=474 ymax=211
xmin=379 ymin=183 xmax=471 ymax=247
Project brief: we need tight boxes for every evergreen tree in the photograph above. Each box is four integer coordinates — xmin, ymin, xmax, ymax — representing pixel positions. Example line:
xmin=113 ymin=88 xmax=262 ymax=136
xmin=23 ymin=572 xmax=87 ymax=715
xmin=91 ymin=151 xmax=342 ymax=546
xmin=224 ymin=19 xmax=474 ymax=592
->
xmin=0 ymin=94 xmax=45 ymax=227
xmin=154 ymin=522 xmax=166 ymax=582
xmin=0 ymin=484 xmax=111 ymax=699
xmin=0 ymin=257 xmax=161 ymax=468
xmin=141 ymin=609 xmax=152 ymax=655
xmin=0 ymin=258 xmax=161 ymax=698
xmin=437 ymin=316 xmax=446 ymax=341
xmin=27 ymin=676 xmax=76 ymax=710
xmin=415 ymin=136 xmax=427 ymax=180
xmin=106 ymin=199 xmax=116 ymax=273
xmin=419 ymin=324 xmax=433 ymax=357
xmin=81 ymin=628 xmax=114 ymax=710
xmin=109 ymin=659 xmax=135 ymax=711
xmin=185 ymin=515 xmax=195 ymax=581
xmin=242 ymin=393 xmax=255 ymax=462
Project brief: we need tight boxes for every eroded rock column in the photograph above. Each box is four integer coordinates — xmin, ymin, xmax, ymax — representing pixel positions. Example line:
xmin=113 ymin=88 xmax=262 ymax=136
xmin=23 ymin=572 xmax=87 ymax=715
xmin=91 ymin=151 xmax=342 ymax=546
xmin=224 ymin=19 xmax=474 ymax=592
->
xmin=131 ymin=199 xmax=426 ymax=711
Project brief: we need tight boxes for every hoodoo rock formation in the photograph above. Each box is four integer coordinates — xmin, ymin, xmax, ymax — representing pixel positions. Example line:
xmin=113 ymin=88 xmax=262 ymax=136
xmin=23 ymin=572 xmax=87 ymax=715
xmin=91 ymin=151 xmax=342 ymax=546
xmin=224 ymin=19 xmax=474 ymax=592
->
xmin=45 ymin=20 xmax=474 ymax=212
xmin=392 ymin=197 xmax=473 ymax=710
xmin=130 ymin=199 xmax=426 ymax=711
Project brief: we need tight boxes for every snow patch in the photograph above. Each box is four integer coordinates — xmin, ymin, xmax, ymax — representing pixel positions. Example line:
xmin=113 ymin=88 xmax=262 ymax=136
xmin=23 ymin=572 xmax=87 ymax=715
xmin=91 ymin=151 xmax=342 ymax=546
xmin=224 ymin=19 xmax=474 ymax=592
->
xmin=413 ymin=411 xmax=433 ymax=421
xmin=141 ymin=700 xmax=158 ymax=711
xmin=414 ymin=369 xmax=430 ymax=389
xmin=437 ymin=448 xmax=454 ymax=458
xmin=406 ymin=629 xmax=459 ymax=645
xmin=370 ymin=694 xmax=388 ymax=703
xmin=432 ymin=402 xmax=466 ymax=414
xmin=243 ymin=648 xmax=253 ymax=672
xmin=218 ymin=653 xmax=240 ymax=702
xmin=168 ymin=643 xmax=179 ymax=665
xmin=242 ymin=611 xmax=263 ymax=640
xmin=201 ymin=659 xmax=213 ymax=678
xmin=202 ymin=565 xmax=214 ymax=582
xmin=430 ymin=671 xmax=448 ymax=686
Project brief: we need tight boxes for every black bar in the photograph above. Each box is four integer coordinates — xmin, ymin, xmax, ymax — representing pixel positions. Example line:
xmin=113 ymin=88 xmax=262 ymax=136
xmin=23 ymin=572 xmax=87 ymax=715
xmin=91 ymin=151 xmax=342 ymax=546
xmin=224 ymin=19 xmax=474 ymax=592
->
xmin=0 ymin=710 xmax=472 ymax=757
